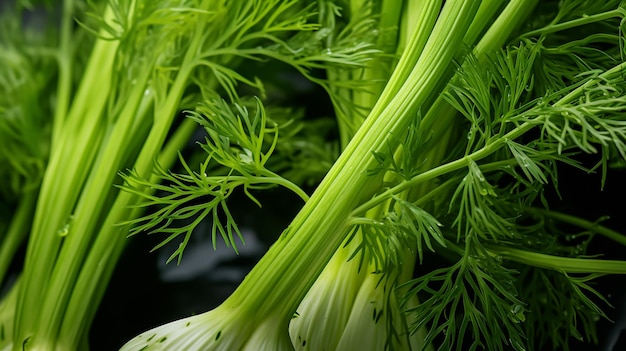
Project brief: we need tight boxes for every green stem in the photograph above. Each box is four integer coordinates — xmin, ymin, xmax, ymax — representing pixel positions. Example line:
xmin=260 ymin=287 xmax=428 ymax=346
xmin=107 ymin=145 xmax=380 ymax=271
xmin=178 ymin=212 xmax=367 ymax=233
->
xmin=332 ymin=0 xmax=406 ymax=146
xmin=519 ymin=8 xmax=625 ymax=39
xmin=487 ymin=246 xmax=626 ymax=274
xmin=352 ymin=140 xmax=510 ymax=217
xmin=14 ymin=14 xmax=120 ymax=345
xmin=526 ymin=207 xmax=626 ymax=247
xmin=0 ymin=277 xmax=20 ymax=350
xmin=262 ymin=171 xmax=310 ymax=202
xmin=364 ymin=0 xmax=441 ymax=113
xmin=34 ymin=59 xmax=154 ymax=347
xmin=327 ymin=68 xmax=358 ymax=148
xmin=158 ymin=118 xmax=201 ymax=174
xmin=56 ymin=118 xmax=201 ymax=351
xmin=220 ymin=0 xmax=479 ymax=326
xmin=387 ymin=0 xmax=532 ymax=205
xmin=353 ymin=60 xmax=626 ymax=216
xmin=55 ymin=26 xmax=206 ymax=349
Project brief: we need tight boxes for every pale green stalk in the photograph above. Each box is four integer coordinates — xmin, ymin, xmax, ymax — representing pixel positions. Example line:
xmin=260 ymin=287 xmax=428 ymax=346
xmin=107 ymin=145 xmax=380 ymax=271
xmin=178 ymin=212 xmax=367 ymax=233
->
xmin=12 ymin=1 xmax=202 ymax=349
xmin=524 ymin=207 xmax=626 ymax=247
xmin=406 ymin=0 xmax=539 ymax=201
xmin=54 ymin=21 xmax=210 ymax=351
xmin=486 ymin=246 xmax=626 ymax=274
xmin=0 ymin=278 xmax=19 ymax=351
xmin=290 ymin=1 xmax=526 ymax=348
xmin=14 ymin=9 xmax=121 ymax=346
xmin=333 ymin=0 xmax=405 ymax=142
xmin=288 ymin=238 xmax=369 ymax=350
xmin=34 ymin=54 xmax=155 ymax=348
xmin=229 ymin=0 xmax=479 ymax=321
xmin=122 ymin=1 xmax=481 ymax=349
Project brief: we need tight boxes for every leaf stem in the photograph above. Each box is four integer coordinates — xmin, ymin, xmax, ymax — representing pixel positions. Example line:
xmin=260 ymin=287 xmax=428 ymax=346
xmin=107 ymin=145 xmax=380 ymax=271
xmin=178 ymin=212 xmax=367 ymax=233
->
xmin=35 ymin=56 xmax=155 ymax=346
xmin=218 ymin=0 xmax=480 ymax=326
xmin=56 ymin=23 xmax=206 ymax=349
xmin=353 ymin=61 xmax=626 ymax=216
xmin=487 ymin=246 xmax=626 ymax=274
xmin=518 ymin=8 xmax=625 ymax=39
xmin=525 ymin=207 xmax=626 ymax=247
xmin=14 ymin=6 xmax=121 ymax=343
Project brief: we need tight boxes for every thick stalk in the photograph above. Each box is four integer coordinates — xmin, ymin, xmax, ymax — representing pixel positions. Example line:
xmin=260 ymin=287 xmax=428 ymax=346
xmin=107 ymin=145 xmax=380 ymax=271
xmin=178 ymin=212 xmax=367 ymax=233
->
xmin=525 ymin=207 xmax=626 ymax=247
xmin=290 ymin=4 xmax=542 ymax=345
xmin=14 ymin=25 xmax=119 ymax=348
xmin=408 ymin=0 xmax=539 ymax=199
xmin=221 ymin=0 xmax=480 ymax=327
xmin=55 ymin=27 xmax=207 ymax=350
xmin=33 ymin=63 xmax=154 ymax=348
xmin=352 ymin=0 xmax=543 ymax=215
xmin=487 ymin=246 xmax=626 ymax=274
xmin=364 ymin=0 xmax=440 ymax=113
xmin=56 ymin=120 xmax=200 ymax=351
xmin=0 ymin=278 xmax=20 ymax=351
xmin=354 ymin=59 xmax=626 ymax=216
xmin=331 ymin=0 xmax=405 ymax=143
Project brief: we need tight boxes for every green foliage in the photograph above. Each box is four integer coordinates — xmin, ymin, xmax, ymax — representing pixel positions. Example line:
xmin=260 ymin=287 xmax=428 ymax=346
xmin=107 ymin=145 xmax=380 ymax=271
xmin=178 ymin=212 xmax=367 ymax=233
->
xmin=517 ymin=268 xmax=608 ymax=349
xmin=403 ymin=236 xmax=526 ymax=351
xmin=269 ymin=114 xmax=340 ymax=187
xmin=0 ymin=7 xmax=56 ymax=201
xmin=191 ymin=98 xmax=279 ymax=176
xmin=4 ymin=0 xmax=626 ymax=350
xmin=121 ymin=99 xmax=307 ymax=263
xmin=348 ymin=196 xmax=445 ymax=272
xmin=344 ymin=2 xmax=626 ymax=350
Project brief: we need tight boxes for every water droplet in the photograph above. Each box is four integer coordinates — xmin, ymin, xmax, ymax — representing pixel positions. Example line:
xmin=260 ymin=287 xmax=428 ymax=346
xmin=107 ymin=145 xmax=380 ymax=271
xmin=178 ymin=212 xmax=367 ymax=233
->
xmin=57 ymin=215 xmax=73 ymax=237
xmin=58 ymin=224 xmax=69 ymax=237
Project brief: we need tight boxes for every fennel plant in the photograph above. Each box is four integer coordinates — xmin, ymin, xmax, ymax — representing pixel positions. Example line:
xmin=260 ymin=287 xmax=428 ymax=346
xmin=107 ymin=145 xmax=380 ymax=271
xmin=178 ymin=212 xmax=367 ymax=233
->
xmin=2 ymin=0 xmax=626 ymax=351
